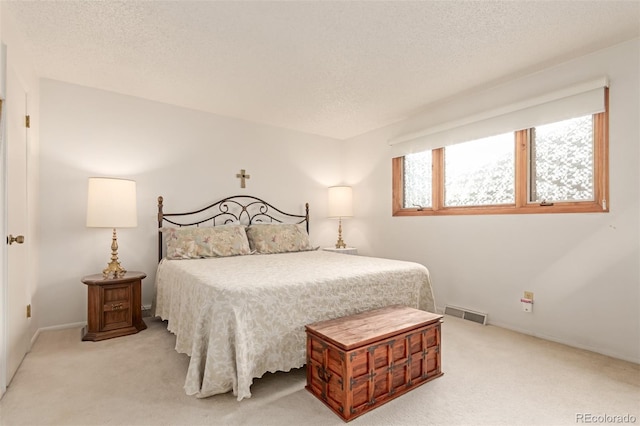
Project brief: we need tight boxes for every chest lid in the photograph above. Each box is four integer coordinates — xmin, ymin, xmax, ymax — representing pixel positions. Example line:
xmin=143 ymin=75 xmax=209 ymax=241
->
xmin=306 ymin=305 xmax=443 ymax=351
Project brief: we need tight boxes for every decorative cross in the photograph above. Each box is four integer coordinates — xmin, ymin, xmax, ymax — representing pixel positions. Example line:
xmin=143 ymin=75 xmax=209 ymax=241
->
xmin=236 ymin=169 xmax=250 ymax=188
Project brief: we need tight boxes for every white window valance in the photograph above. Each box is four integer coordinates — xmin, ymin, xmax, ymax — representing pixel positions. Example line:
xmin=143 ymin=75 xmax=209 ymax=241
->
xmin=389 ymin=76 xmax=609 ymax=156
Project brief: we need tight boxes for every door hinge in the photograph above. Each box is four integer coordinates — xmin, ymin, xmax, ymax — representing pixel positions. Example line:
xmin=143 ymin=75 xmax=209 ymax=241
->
xmin=26 ymin=304 xmax=31 ymax=318
xmin=25 ymin=115 xmax=30 ymax=128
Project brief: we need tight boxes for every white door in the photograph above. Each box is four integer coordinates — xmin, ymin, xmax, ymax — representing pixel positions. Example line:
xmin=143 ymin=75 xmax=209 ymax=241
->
xmin=4 ymin=64 xmax=30 ymax=388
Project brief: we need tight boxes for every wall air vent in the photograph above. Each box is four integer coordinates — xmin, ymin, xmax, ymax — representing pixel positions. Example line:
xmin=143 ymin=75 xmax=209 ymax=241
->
xmin=444 ymin=305 xmax=487 ymax=325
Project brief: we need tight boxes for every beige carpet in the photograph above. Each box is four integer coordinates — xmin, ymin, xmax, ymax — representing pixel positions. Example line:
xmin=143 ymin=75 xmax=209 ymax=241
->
xmin=0 ymin=316 xmax=638 ymax=426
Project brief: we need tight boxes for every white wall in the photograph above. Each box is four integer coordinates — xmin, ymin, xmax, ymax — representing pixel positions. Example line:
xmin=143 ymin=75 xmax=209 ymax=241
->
xmin=36 ymin=40 xmax=639 ymax=363
xmin=343 ymin=39 xmax=640 ymax=363
xmin=37 ymin=80 xmax=344 ymax=329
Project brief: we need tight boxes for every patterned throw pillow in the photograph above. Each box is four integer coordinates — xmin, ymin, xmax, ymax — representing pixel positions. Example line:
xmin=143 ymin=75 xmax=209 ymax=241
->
xmin=245 ymin=223 xmax=313 ymax=254
xmin=162 ymin=225 xmax=251 ymax=259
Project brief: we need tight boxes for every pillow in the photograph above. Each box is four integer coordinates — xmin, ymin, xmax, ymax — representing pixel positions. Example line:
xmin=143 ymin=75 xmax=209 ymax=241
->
xmin=245 ymin=223 xmax=313 ymax=254
xmin=162 ymin=225 xmax=251 ymax=259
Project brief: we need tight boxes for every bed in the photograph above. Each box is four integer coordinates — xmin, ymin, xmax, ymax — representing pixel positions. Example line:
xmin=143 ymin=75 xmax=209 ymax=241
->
xmin=153 ymin=195 xmax=436 ymax=400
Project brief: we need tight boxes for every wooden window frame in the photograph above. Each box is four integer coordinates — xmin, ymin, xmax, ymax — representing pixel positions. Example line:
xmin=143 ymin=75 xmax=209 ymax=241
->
xmin=392 ymin=90 xmax=609 ymax=217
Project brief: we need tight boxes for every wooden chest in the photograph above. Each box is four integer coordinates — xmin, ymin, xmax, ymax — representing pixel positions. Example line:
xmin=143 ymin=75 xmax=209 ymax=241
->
xmin=306 ymin=305 xmax=443 ymax=422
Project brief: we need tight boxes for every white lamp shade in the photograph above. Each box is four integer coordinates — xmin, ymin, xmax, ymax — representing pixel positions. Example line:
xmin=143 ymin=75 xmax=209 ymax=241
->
xmin=328 ymin=186 xmax=353 ymax=218
xmin=86 ymin=177 xmax=138 ymax=228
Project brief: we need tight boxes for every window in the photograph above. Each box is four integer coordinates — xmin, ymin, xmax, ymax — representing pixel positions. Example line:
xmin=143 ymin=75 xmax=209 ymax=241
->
xmin=444 ymin=133 xmax=514 ymax=207
xmin=392 ymin=91 xmax=608 ymax=216
xmin=404 ymin=150 xmax=432 ymax=209
xmin=530 ymin=115 xmax=594 ymax=203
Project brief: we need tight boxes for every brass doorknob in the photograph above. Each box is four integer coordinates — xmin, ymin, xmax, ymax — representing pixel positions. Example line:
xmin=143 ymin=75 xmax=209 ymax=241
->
xmin=7 ymin=234 xmax=25 ymax=245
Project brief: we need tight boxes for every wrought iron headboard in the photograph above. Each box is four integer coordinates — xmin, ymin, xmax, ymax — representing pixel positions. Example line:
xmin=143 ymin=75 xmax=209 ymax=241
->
xmin=157 ymin=195 xmax=310 ymax=262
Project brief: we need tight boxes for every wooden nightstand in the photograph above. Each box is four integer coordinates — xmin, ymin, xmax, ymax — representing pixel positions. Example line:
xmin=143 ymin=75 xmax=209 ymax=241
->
xmin=323 ymin=247 xmax=358 ymax=255
xmin=81 ymin=271 xmax=147 ymax=341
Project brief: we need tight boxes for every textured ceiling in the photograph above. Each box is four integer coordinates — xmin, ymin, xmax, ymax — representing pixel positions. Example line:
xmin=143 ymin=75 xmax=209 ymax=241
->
xmin=4 ymin=1 xmax=640 ymax=140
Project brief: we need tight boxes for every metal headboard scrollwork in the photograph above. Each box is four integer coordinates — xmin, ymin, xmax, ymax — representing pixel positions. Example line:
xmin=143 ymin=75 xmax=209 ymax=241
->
xmin=157 ymin=195 xmax=310 ymax=262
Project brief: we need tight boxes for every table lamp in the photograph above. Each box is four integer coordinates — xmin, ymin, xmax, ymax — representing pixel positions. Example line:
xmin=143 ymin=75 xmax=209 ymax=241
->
xmin=328 ymin=186 xmax=353 ymax=249
xmin=86 ymin=177 xmax=138 ymax=279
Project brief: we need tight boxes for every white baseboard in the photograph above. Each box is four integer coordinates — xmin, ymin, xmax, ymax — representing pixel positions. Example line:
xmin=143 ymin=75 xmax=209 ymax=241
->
xmin=488 ymin=320 xmax=640 ymax=365
xmin=31 ymin=307 xmax=154 ymax=347
xmin=439 ymin=304 xmax=638 ymax=363
xmin=31 ymin=321 xmax=86 ymax=349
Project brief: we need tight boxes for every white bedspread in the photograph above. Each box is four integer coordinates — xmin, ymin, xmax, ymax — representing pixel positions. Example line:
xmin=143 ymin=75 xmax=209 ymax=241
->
xmin=153 ymin=250 xmax=436 ymax=400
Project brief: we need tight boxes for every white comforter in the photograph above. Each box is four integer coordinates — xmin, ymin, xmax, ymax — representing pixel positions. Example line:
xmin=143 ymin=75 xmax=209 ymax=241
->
xmin=153 ymin=250 xmax=436 ymax=400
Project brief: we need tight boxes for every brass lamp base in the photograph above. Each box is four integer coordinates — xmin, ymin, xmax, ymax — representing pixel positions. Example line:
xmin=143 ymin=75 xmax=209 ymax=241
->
xmin=335 ymin=217 xmax=346 ymax=249
xmin=103 ymin=228 xmax=127 ymax=279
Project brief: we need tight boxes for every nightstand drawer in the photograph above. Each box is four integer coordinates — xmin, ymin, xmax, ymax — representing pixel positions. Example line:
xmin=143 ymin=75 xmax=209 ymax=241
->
xmin=102 ymin=284 xmax=131 ymax=305
xmin=102 ymin=307 xmax=132 ymax=331
xmin=101 ymin=284 xmax=132 ymax=330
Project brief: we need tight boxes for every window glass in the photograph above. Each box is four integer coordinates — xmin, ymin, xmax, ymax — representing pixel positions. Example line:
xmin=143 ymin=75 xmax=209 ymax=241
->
xmin=444 ymin=133 xmax=515 ymax=206
xmin=403 ymin=150 xmax=432 ymax=208
xmin=530 ymin=115 xmax=594 ymax=202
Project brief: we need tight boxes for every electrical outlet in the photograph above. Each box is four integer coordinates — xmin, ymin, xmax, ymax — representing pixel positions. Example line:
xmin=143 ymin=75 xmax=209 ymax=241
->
xmin=141 ymin=304 xmax=152 ymax=318
xmin=524 ymin=291 xmax=534 ymax=300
